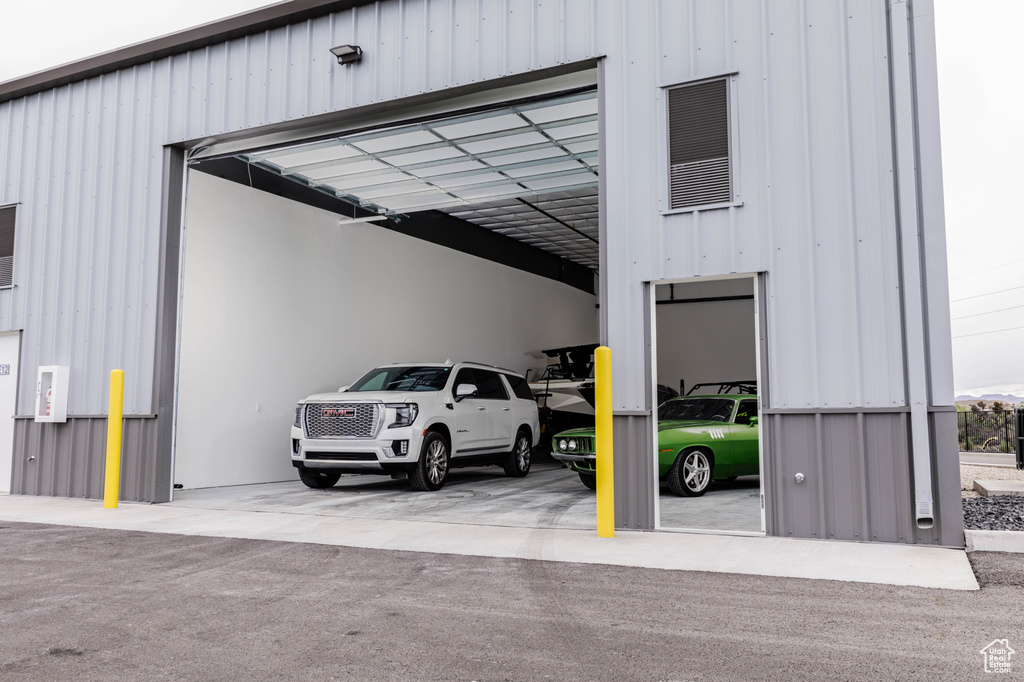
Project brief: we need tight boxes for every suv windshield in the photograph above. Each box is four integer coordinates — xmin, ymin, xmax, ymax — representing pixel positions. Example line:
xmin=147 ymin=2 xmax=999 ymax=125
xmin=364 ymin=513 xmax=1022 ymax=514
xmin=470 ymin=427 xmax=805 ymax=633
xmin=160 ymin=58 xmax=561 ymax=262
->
xmin=348 ymin=366 xmax=452 ymax=392
xmin=658 ymin=398 xmax=734 ymax=422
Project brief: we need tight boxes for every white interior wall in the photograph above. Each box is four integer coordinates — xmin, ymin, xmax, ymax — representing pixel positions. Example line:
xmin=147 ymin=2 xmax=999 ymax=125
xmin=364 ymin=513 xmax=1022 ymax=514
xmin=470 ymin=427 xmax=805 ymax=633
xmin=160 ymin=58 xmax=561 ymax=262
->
xmin=655 ymin=279 xmax=756 ymax=398
xmin=175 ymin=172 xmax=598 ymax=489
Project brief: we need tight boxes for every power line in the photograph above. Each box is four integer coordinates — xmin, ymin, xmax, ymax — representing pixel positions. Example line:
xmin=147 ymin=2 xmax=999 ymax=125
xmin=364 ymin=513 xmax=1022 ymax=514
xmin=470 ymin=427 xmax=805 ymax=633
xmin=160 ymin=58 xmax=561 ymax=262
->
xmin=949 ymin=256 xmax=1024 ymax=280
xmin=951 ymin=302 xmax=1024 ymax=320
xmin=953 ymin=324 xmax=1024 ymax=340
xmin=950 ymin=284 xmax=1024 ymax=303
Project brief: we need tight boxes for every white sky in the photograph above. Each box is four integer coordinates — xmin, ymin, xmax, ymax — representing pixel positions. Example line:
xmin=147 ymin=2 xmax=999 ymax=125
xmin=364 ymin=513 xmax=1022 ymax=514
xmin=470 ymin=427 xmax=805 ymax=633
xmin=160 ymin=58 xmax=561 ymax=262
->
xmin=0 ymin=0 xmax=1018 ymax=397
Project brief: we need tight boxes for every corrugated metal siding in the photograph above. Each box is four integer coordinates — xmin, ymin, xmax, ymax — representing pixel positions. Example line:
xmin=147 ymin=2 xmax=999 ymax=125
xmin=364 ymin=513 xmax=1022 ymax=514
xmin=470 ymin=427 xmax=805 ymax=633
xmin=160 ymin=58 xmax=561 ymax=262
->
xmin=613 ymin=414 xmax=654 ymax=531
xmin=653 ymin=0 xmax=905 ymax=411
xmin=0 ymin=0 xmax=923 ymax=415
xmin=762 ymin=410 xmax=963 ymax=546
xmin=0 ymin=0 xmax=957 ymax=532
xmin=10 ymin=417 xmax=160 ymax=502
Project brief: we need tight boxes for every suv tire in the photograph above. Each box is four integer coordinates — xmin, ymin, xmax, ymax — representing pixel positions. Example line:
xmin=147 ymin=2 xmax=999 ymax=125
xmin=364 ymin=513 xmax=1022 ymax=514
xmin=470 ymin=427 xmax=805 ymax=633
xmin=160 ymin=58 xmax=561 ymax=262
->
xmin=298 ymin=468 xmax=341 ymax=489
xmin=502 ymin=429 xmax=532 ymax=477
xmin=410 ymin=431 xmax=450 ymax=491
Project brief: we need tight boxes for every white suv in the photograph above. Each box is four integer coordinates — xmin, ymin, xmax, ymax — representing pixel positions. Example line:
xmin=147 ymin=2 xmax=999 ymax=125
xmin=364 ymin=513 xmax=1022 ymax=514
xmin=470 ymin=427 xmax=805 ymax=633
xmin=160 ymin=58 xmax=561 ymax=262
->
xmin=290 ymin=362 xmax=540 ymax=491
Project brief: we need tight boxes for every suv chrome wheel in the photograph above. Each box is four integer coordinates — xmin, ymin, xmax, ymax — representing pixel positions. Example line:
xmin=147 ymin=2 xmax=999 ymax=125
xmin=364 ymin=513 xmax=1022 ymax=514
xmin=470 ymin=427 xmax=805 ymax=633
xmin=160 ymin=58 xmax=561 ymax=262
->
xmin=410 ymin=431 xmax=450 ymax=491
xmin=503 ymin=429 xmax=532 ymax=477
xmin=426 ymin=439 xmax=448 ymax=484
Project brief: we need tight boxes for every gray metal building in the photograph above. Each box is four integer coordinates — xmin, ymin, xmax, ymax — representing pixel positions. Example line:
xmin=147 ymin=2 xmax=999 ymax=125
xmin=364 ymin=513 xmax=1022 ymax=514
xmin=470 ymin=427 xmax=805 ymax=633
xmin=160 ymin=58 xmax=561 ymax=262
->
xmin=0 ymin=0 xmax=962 ymax=546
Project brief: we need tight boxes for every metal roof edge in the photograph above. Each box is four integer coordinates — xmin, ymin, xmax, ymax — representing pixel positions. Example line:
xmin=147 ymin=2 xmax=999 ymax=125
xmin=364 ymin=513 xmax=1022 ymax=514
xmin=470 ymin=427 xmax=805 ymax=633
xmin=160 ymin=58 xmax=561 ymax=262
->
xmin=0 ymin=0 xmax=371 ymax=104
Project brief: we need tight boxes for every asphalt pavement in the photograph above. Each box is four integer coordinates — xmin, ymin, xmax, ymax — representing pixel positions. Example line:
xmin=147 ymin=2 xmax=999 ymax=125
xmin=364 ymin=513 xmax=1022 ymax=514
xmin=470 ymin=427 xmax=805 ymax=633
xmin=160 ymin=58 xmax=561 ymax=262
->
xmin=0 ymin=523 xmax=1019 ymax=681
xmin=960 ymin=452 xmax=1018 ymax=467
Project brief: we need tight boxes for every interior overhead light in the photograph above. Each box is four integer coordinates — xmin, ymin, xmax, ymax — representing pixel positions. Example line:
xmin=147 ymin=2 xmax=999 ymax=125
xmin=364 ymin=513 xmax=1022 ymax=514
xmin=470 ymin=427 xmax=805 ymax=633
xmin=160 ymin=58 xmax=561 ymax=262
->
xmin=330 ymin=45 xmax=363 ymax=65
xmin=338 ymin=215 xmax=387 ymax=225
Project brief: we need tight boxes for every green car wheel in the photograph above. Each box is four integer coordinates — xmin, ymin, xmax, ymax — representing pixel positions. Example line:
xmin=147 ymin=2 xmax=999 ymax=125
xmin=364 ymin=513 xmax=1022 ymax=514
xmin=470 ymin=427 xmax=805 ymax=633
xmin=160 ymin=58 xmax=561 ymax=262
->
xmin=668 ymin=448 xmax=713 ymax=497
xmin=578 ymin=472 xmax=597 ymax=490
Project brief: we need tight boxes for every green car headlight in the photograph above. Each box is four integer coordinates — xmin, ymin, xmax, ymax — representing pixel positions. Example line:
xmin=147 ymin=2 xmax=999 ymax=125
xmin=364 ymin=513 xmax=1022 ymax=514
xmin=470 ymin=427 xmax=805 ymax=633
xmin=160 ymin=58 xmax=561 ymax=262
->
xmin=567 ymin=439 xmax=577 ymax=451
xmin=558 ymin=439 xmax=568 ymax=451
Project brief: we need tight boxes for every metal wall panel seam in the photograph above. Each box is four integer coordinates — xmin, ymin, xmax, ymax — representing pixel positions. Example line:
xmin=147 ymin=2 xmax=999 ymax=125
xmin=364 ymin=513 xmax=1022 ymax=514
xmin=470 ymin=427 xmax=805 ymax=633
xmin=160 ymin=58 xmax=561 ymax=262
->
xmin=124 ymin=67 xmax=142 ymax=414
xmin=797 ymin=0 xmax=821 ymax=408
xmin=757 ymin=0 xmax=777 ymax=410
xmin=814 ymin=412 xmax=826 ymax=537
xmin=63 ymin=83 xmax=86 ymax=410
xmin=0 ymin=103 xmax=10 ymax=202
xmin=132 ymin=63 xmax=159 ymax=414
xmin=303 ymin=20 xmax=314 ymax=118
xmin=773 ymin=413 xmax=787 ymax=534
xmin=112 ymin=69 xmax=134 ymax=413
xmin=856 ymin=412 xmax=871 ymax=540
xmin=839 ymin=0 xmax=865 ymax=408
xmin=906 ymin=0 xmax=954 ymax=406
xmin=24 ymin=93 xmax=47 ymax=405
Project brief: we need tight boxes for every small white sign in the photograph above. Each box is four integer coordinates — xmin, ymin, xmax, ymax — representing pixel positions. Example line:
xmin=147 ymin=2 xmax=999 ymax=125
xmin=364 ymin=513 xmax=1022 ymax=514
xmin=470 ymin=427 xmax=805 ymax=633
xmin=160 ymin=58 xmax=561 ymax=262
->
xmin=0 ymin=364 xmax=9 ymax=376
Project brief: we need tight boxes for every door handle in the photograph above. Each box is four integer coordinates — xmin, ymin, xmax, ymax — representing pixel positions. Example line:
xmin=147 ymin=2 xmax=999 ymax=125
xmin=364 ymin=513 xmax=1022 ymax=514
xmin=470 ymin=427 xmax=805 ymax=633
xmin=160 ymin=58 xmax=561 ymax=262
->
xmin=502 ymin=407 xmax=510 ymax=411
xmin=477 ymin=406 xmax=486 ymax=411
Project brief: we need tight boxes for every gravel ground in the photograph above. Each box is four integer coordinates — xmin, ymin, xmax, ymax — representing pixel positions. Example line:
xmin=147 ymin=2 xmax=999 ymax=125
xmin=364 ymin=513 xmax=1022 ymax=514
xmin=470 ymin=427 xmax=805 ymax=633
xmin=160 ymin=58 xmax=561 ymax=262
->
xmin=962 ymin=496 xmax=1024 ymax=531
xmin=960 ymin=463 xmax=1024 ymax=498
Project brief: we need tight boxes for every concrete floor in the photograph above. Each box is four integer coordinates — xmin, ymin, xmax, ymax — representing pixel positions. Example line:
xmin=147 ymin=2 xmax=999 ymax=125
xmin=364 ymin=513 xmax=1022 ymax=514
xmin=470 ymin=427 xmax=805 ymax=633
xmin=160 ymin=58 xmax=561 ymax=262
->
xmin=172 ymin=462 xmax=595 ymax=529
xmin=172 ymin=463 xmax=762 ymax=534
xmin=658 ymin=476 xmax=762 ymax=533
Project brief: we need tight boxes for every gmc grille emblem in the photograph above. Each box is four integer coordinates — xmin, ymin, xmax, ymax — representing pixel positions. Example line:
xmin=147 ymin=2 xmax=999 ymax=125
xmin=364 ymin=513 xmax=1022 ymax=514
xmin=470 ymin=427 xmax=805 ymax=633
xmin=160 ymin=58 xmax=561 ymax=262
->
xmin=323 ymin=408 xmax=356 ymax=418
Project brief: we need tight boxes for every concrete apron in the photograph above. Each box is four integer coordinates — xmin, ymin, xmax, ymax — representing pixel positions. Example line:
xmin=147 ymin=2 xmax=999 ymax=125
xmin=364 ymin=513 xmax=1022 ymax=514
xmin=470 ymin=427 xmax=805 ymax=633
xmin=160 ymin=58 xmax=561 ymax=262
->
xmin=0 ymin=494 xmax=978 ymax=591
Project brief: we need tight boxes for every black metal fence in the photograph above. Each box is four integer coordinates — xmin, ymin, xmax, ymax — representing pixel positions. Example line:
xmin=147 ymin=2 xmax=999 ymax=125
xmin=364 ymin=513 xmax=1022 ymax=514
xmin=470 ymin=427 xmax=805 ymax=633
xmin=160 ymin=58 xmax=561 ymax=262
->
xmin=1018 ymin=409 xmax=1024 ymax=470
xmin=957 ymin=409 xmax=1024 ymax=469
xmin=958 ymin=410 xmax=1016 ymax=452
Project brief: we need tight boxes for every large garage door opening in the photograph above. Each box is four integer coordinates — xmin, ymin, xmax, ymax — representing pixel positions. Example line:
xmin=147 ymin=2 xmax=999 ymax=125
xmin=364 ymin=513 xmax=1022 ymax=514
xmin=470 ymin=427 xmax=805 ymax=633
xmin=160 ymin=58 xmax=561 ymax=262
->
xmin=653 ymin=277 xmax=763 ymax=534
xmin=170 ymin=81 xmax=607 ymax=530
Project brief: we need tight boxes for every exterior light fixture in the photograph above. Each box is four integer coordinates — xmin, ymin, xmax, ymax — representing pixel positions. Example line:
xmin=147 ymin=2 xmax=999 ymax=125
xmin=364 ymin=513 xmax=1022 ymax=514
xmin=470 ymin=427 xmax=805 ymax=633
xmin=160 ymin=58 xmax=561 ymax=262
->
xmin=330 ymin=45 xmax=362 ymax=65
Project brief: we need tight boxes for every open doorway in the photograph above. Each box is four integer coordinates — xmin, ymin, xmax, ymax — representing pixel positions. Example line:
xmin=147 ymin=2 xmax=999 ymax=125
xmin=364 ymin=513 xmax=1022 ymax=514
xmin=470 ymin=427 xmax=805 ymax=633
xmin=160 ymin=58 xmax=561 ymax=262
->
xmin=652 ymin=276 xmax=763 ymax=534
xmin=166 ymin=78 xmax=610 ymax=533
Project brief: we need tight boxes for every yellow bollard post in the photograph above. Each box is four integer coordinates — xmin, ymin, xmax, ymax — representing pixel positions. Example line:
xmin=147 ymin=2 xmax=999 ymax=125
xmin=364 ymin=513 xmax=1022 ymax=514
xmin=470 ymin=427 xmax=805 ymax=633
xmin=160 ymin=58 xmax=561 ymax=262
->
xmin=103 ymin=370 xmax=125 ymax=509
xmin=595 ymin=346 xmax=615 ymax=537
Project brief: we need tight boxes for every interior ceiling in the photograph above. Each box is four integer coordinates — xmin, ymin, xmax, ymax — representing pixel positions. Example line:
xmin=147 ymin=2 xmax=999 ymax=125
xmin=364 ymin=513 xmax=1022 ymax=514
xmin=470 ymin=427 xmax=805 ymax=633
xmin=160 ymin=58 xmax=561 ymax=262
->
xmin=242 ymin=89 xmax=599 ymax=269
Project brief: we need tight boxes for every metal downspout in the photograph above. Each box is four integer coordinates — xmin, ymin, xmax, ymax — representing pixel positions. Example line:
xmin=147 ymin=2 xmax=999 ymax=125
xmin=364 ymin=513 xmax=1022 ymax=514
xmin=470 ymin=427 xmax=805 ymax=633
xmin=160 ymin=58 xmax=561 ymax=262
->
xmin=888 ymin=0 xmax=934 ymax=528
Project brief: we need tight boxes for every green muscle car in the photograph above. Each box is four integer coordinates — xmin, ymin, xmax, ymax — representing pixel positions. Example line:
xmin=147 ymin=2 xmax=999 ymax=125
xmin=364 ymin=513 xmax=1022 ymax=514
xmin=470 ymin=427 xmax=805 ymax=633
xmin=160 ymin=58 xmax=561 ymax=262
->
xmin=550 ymin=394 xmax=760 ymax=496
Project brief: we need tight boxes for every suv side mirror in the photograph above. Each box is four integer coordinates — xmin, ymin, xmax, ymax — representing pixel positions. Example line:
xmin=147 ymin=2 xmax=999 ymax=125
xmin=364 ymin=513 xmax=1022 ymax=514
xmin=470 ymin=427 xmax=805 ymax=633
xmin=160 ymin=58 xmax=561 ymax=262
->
xmin=337 ymin=385 xmax=350 ymax=393
xmin=454 ymin=383 xmax=478 ymax=402
xmin=748 ymin=416 xmax=759 ymax=427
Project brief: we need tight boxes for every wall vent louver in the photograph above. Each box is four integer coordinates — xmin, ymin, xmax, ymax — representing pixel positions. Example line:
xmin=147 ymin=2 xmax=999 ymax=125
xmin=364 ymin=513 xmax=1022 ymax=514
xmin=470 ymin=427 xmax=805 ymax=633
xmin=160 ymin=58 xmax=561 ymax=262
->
xmin=0 ymin=206 xmax=15 ymax=287
xmin=668 ymin=79 xmax=731 ymax=209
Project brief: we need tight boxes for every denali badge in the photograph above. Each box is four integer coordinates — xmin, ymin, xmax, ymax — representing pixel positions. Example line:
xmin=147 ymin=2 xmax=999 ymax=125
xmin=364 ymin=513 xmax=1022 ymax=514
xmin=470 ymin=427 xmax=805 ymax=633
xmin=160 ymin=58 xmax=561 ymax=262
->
xmin=323 ymin=407 xmax=356 ymax=418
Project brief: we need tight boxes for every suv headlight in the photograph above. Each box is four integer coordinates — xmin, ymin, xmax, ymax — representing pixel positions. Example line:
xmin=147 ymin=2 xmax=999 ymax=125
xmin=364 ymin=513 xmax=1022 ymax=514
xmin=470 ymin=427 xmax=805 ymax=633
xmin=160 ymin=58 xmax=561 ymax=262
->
xmin=294 ymin=405 xmax=302 ymax=428
xmin=386 ymin=403 xmax=418 ymax=428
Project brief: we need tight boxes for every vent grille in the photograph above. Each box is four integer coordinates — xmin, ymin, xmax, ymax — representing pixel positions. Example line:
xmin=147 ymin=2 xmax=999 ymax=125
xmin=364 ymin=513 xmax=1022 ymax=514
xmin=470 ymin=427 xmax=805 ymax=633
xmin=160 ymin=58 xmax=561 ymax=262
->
xmin=304 ymin=452 xmax=377 ymax=461
xmin=304 ymin=403 xmax=380 ymax=439
xmin=0 ymin=206 xmax=14 ymax=287
xmin=668 ymin=79 xmax=731 ymax=209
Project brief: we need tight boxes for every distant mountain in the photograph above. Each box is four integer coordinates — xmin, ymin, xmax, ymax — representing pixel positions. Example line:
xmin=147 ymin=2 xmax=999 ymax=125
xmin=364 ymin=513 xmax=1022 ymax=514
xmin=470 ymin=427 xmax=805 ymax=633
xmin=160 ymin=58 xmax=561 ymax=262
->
xmin=955 ymin=393 xmax=1024 ymax=403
